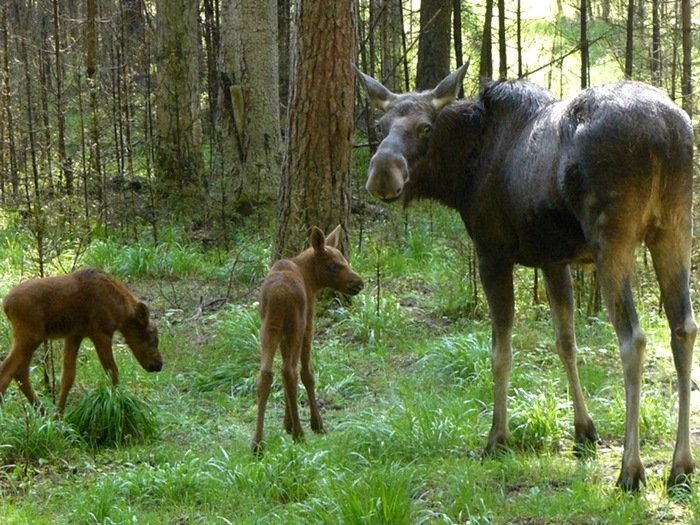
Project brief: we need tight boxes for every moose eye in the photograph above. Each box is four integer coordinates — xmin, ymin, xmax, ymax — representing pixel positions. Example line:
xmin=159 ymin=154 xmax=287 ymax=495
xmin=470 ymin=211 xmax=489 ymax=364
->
xmin=373 ymin=122 xmax=384 ymax=138
xmin=418 ymin=123 xmax=432 ymax=137
xmin=329 ymin=262 xmax=343 ymax=273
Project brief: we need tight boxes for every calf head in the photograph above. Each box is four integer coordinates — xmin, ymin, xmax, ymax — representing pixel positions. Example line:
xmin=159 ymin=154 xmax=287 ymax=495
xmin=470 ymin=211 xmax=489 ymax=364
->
xmin=121 ymin=301 xmax=163 ymax=372
xmin=354 ymin=62 xmax=469 ymax=202
xmin=310 ymin=226 xmax=364 ymax=296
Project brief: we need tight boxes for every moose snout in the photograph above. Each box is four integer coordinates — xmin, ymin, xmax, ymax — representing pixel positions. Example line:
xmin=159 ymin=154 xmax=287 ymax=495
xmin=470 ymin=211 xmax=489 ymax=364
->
xmin=366 ymin=152 xmax=408 ymax=202
xmin=346 ymin=277 xmax=364 ymax=296
xmin=147 ymin=358 xmax=163 ymax=372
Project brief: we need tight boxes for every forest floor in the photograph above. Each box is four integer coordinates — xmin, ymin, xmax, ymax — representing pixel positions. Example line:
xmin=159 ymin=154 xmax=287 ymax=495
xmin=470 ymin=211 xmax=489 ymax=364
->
xmin=1 ymin=202 xmax=700 ymax=524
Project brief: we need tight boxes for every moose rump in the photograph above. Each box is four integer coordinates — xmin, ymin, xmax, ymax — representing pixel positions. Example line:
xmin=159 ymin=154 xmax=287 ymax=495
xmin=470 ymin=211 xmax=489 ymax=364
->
xmin=355 ymin=62 xmax=695 ymax=491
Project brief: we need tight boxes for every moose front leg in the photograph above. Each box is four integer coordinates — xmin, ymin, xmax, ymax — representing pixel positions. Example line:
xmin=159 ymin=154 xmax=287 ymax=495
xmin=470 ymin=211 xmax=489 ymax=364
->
xmin=480 ymin=259 xmax=515 ymax=455
xmin=542 ymin=263 xmax=599 ymax=454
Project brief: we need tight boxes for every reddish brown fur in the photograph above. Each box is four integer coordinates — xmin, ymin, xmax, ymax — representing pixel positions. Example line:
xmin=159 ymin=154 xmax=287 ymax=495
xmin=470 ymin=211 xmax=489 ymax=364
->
xmin=252 ymin=226 xmax=363 ymax=454
xmin=0 ymin=268 xmax=162 ymax=414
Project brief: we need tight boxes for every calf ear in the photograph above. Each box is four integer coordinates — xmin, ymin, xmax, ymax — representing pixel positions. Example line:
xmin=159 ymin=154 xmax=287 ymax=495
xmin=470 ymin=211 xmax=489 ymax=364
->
xmin=432 ymin=59 xmax=470 ymax=111
xmin=353 ymin=64 xmax=396 ymax=112
xmin=325 ymin=225 xmax=343 ymax=249
xmin=135 ymin=301 xmax=150 ymax=327
xmin=310 ymin=227 xmax=326 ymax=253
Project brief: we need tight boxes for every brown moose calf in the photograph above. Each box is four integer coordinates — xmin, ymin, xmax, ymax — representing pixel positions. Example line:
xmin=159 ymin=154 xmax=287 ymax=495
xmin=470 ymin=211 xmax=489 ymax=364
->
xmin=0 ymin=267 xmax=162 ymax=414
xmin=252 ymin=226 xmax=364 ymax=454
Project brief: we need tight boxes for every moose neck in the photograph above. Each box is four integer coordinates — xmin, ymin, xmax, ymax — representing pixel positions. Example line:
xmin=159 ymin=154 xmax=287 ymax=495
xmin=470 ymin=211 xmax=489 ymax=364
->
xmin=291 ymin=250 xmax=323 ymax=300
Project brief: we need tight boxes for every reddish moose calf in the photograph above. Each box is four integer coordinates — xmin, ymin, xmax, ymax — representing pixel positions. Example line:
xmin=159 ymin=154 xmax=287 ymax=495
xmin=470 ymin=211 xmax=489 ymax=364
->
xmin=0 ymin=268 xmax=162 ymax=414
xmin=252 ymin=226 xmax=364 ymax=454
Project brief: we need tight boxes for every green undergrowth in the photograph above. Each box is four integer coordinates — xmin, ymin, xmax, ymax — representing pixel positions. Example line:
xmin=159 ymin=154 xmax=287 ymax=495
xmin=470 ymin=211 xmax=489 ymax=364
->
xmin=0 ymin=204 xmax=698 ymax=524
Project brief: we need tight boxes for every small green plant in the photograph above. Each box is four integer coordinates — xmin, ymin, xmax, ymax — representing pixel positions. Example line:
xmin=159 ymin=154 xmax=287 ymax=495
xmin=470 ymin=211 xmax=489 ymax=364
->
xmin=64 ymin=382 xmax=158 ymax=447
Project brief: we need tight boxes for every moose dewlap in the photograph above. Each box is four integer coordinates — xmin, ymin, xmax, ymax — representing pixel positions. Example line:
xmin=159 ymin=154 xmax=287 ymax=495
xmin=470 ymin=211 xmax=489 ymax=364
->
xmin=0 ymin=267 xmax=162 ymax=414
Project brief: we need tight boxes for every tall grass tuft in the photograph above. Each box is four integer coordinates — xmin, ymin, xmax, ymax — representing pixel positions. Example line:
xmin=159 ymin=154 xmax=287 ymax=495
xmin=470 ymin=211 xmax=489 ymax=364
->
xmin=0 ymin=408 xmax=79 ymax=465
xmin=64 ymin=382 xmax=158 ymax=447
xmin=192 ymin=304 xmax=260 ymax=395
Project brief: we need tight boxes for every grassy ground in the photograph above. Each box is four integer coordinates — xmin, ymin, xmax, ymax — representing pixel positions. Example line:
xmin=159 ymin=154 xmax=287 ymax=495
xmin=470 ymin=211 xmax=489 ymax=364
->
xmin=0 ymin=203 xmax=700 ymax=524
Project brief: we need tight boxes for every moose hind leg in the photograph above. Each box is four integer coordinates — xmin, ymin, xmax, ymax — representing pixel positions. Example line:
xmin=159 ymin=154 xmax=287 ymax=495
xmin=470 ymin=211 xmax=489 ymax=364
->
xmin=280 ymin=329 xmax=304 ymax=442
xmin=647 ymin=226 xmax=697 ymax=489
xmin=542 ymin=264 xmax=599 ymax=454
xmin=300 ymin=331 xmax=324 ymax=434
xmin=595 ymin=240 xmax=646 ymax=491
xmin=252 ymin=321 xmax=279 ymax=455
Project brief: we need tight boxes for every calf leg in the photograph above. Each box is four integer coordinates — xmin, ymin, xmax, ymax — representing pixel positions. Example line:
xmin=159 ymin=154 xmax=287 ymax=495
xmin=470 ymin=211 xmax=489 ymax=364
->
xmin=300 ymin=329 xmax=324 ymax=433
xmin=542 ymin=264 xmax=599 ymax=453
xmin=57 ymin=336 xmax=82 ymax=415
xmin=595 ymin=243 xmax=646 ymax=491
xmin=252 ymin=320 xmax=278 ymax=455
xmin=280 ymin=329 xmax=304 ymax=442
xmin=480 ymin=258 xmax=515 ymax=454
xmin=647 ymin=226 xmax=696 ymax=489
xmin=91 ymin=333 xmax=119 ymax=385
xmin=0 ymin=340 xmax=41 ymax=408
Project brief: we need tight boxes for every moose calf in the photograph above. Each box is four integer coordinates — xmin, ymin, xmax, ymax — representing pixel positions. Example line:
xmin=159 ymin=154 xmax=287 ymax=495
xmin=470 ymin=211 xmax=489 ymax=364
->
xmin=0 ymin=268 xmax=162 ymax=414
xmin=252 ymin=226 xmax=364 ymax=454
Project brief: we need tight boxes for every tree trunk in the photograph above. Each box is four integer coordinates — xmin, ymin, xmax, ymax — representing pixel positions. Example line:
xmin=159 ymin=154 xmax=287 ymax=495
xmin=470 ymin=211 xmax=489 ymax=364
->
xmin=416 ymin=0 xmax=452 ymax=90
xmin=154 ymin=0 xmax=203 ymax=203
xmin=680 ymin=0 xmax=692 ymax=117
xmin=217 ymin=0 xmax=282 ymax=205
xmin=274 ymin=0 xmax=356 ymax=259
xmin=580 ymin=0 xmax=589 ymax=89
xmin=278 ymin=0 xmax=290 ymax=123
xmin=624 ymin=0 xmax=634 ymax=79
xmin=479 ymin=0 xmax=494 ymax=80
xmin=650 ymin=0 xmax=661 ymax=87
xmin=381 ymin=0 xmax=403 ymax=91
xmin=497 ymin=0 xmax=506 ymax=79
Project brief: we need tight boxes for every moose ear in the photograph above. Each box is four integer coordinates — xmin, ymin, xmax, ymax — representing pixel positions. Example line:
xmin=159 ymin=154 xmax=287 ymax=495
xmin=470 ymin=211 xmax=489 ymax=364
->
xmin=431 ymin=59 xmax=470 ymax=111
xmin=324 ymin=225 xmax=343 ymax=249
xmin=310 ymin=226 xmax=326 ymax=253
xmin=135 ymin=301 xmax=150 ymax=327
xmin=353 ymin=64 xmax=396 ymax=112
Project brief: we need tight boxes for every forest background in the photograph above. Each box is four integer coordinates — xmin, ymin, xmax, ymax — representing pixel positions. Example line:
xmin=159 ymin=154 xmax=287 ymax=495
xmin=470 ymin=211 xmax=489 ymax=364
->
xmin=0 ymin=0 xmax=700 ymax=523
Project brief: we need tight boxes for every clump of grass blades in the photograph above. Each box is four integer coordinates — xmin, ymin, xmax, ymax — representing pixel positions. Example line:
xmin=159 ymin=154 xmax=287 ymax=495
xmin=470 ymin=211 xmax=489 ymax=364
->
xmin=0 ymin=409 xmax=79 ymax=464
xmin=64 ymin=382 xmax=158 ymax=447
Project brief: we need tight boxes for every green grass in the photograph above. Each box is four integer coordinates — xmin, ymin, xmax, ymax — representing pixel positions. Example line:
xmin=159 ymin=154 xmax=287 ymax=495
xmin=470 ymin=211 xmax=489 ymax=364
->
xmin=0 ymin=203 xmax=698 ymax=523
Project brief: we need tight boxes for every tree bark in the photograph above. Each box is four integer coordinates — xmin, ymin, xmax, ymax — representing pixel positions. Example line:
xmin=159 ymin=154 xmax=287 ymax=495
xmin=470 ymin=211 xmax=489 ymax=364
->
xmin=624 ymin=0 xmax=634 ymax=79
xmin=274 ymin=0 xmax=356 ymax=259
xmin=497 ymin=0 xmax=506 ymax=80
xmin=154 ymin=0 xmax=203 ymax=202
xmin=580 ymin=0 xmax=589 ymax=89
xmin=650 ymin=0 xmax=661 ymax=87
xmin=217 ymin=0 xmax=282 ymax=203
xmin=479 ymin=0 xmax=494 ymax=80
xmin=416 ymin=0 xmax=452 ymax=90
xmin=680 ymin=0 xmax=692 ymax=117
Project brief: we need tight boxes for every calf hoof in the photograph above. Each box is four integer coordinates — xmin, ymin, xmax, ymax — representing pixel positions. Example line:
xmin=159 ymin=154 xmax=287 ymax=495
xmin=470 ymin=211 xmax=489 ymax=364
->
xmin=482 ymin=435 xmax=508 ymax=457
xmin=311 ymin=418 xmax=325 ymax=434
xmin=616 ymin=465 xmax=646 ymax=492
xmin=251 ymin=440 xmax=264 ymax=457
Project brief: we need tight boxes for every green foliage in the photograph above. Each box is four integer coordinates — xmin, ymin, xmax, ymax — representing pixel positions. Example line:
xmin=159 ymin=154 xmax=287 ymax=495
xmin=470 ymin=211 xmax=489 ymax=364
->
xmin=64 ymin=382 xmax=158 ymax=448
xmin=0 ymin=408 xmax=79 ymax=466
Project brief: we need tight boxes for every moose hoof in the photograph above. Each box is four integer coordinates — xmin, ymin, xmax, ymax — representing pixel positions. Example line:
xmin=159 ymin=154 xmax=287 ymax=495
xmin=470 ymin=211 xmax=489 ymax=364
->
xmin=667 ymin=468 xmax=693 ymax=493
xmin=311 ymin=419 xmax=325 ymax=434
xmin=616 ymin=465 xmax=646 ymax=492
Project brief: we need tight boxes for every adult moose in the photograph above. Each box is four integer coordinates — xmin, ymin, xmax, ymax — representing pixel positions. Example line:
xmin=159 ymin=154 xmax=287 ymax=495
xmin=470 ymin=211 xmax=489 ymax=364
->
xmin=355 ymin=62 xmax=696 ymax=491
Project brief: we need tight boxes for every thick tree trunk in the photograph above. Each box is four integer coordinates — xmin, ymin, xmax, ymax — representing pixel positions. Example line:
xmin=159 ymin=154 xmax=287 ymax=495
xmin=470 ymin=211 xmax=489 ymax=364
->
xmin=274 ymin=0 xmax=356 ymax=259
xmin=218 ymin=0 xmax=282 ymax=203
xmin=416 ymin=0 xmax=452 ymax=90
xmin=479 ymin=0 xmax=494 ymax=80
xmin=154 ymin=0 xmax=203 ymax=202
xmin=624 ymin=0 xmax=634 ymax=79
